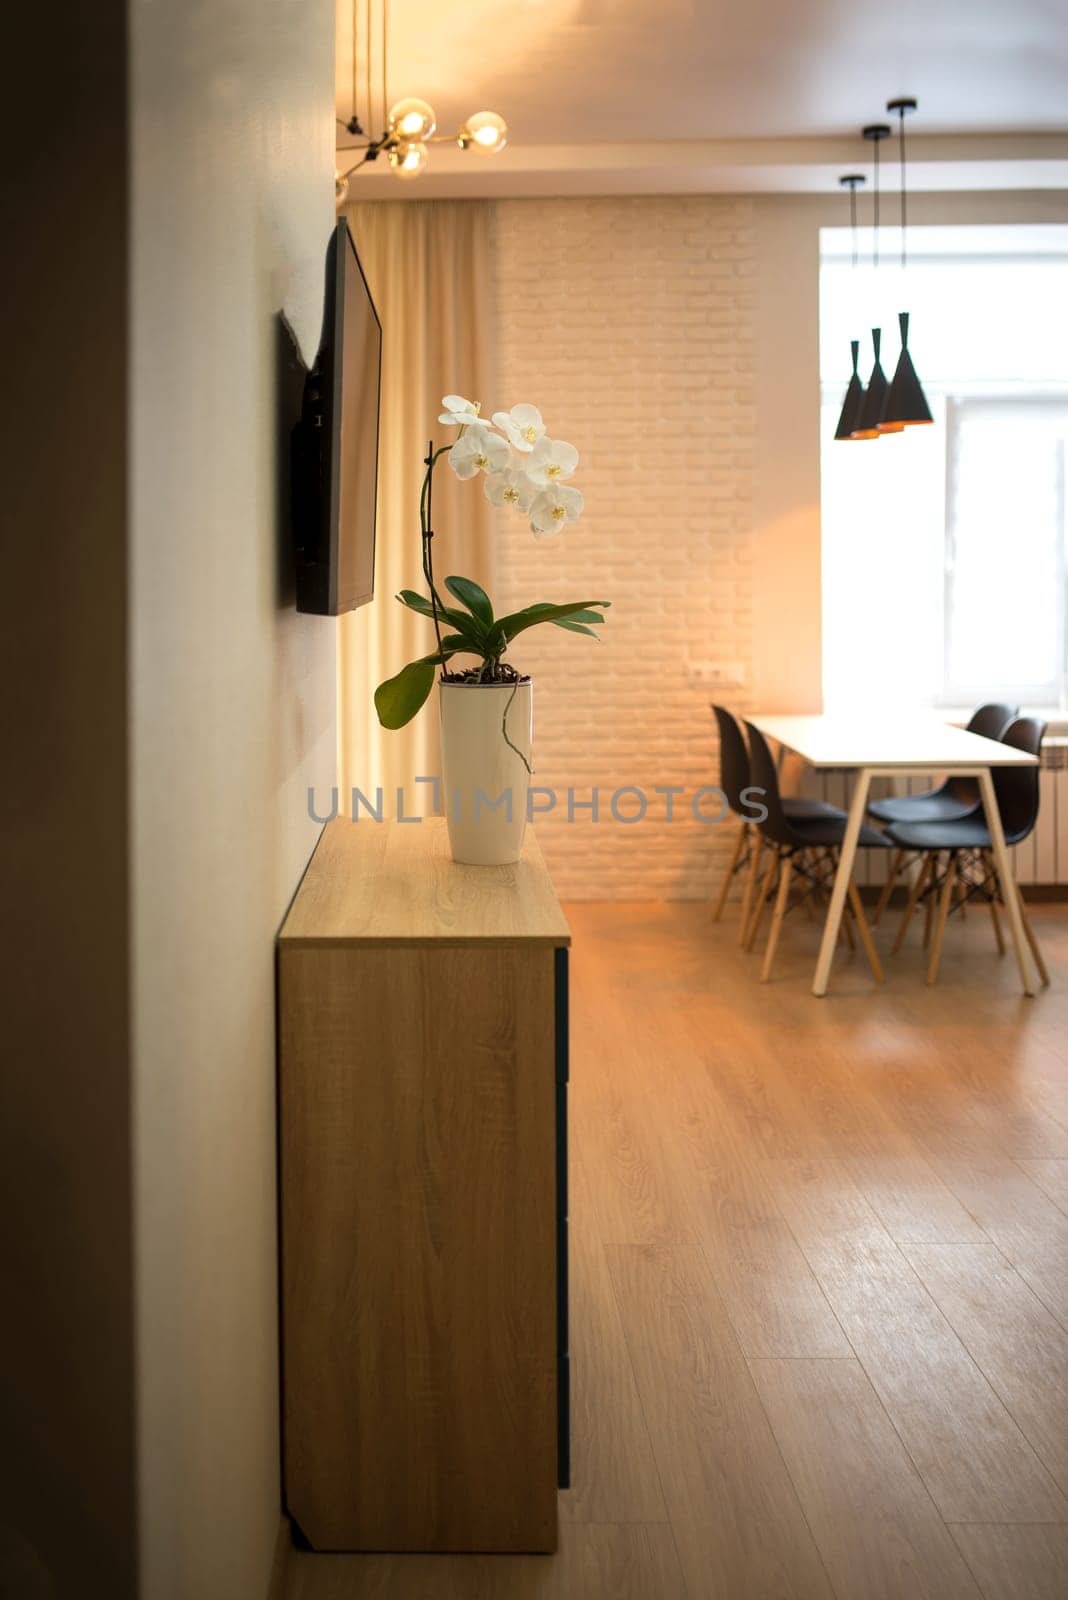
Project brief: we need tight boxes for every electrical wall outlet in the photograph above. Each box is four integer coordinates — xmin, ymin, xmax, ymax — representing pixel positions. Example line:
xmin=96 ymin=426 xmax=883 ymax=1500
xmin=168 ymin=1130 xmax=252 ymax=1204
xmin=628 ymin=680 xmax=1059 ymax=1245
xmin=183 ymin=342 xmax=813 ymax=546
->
xmin=687 ymin=661 xmax=748 ymax=689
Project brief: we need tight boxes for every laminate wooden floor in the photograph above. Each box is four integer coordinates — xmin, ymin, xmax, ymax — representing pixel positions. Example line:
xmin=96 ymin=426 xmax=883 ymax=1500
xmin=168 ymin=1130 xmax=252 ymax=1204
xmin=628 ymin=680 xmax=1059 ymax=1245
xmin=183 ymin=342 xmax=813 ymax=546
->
xmin=283 ymin=900 xmax=1068 ymax=1600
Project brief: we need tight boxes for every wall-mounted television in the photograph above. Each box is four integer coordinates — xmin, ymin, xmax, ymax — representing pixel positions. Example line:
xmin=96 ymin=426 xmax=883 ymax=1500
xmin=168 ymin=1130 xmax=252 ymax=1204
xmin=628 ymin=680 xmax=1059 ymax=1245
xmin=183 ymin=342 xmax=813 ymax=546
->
xmin=293 ymin=219 xmax=382 ymax=615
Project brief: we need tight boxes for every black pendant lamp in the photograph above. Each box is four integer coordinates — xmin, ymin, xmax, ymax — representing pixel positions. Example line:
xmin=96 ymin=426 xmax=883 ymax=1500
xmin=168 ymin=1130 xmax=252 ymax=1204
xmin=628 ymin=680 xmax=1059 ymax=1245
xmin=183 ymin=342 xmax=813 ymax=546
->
xmin=879 ymin=98 xmax=933 ymax=430
xmin=833 ymin=174 xmax=867 ymax=441
xmin=853 ymin=327 xmax=890 ymax=438
xmin=852 ymin=123 xmax=896 ymax=438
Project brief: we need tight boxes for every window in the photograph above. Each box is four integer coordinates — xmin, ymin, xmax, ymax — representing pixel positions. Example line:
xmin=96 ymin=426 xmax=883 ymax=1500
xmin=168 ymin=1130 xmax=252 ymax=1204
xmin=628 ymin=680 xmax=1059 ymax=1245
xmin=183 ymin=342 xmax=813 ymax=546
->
xmin=944 ymin=397 xmax=1067 ymax=705
xmin=820 ymin=225 xmax=1068 ymax=712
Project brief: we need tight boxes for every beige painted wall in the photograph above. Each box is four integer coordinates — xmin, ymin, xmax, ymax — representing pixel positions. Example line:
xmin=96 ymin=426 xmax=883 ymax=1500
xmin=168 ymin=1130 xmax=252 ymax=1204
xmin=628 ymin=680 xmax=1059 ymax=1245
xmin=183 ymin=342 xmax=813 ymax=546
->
xmin=130 ymin=3 xmax=336 ymax=1596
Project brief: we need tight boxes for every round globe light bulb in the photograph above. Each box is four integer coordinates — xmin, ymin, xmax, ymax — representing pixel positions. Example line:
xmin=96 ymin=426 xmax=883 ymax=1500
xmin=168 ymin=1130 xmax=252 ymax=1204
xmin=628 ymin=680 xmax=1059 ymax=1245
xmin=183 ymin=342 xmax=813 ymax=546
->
xmin=460 ymin=111 xmax=508 ymax=155
xmin=388 ymin=139 xmax=429 ymax=180
xmin=334 ymin=169 xmax=350 ymax=205
xmin=388 ymin=97 xmax=436 ymax=141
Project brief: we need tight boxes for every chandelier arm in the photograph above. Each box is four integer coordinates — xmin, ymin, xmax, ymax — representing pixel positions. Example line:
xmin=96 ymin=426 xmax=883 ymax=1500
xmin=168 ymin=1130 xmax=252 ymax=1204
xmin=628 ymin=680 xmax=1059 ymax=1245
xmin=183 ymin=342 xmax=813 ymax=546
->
xmin=338 ymin=149 xmax=374 ymax=181
xmin=366 ymin=0 xmax=373 ymax=139
xmin=383 ymin=0 xmax=389 ymax=140
xmin=351 ymin=0 xmax=358 ymax=129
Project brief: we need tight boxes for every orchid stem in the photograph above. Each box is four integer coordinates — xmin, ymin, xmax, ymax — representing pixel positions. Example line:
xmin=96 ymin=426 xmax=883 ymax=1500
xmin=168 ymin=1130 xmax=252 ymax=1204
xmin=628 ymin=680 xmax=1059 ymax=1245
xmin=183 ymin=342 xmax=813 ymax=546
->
xmin=420 ymin=441 xmax=451 ymax=677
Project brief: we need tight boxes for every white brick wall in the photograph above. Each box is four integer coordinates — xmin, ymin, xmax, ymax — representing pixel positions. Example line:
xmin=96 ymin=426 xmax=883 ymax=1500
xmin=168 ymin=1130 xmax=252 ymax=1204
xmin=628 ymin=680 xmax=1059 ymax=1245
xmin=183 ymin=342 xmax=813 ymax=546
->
xmin=492 ymin=196 xmax=755 ymax=899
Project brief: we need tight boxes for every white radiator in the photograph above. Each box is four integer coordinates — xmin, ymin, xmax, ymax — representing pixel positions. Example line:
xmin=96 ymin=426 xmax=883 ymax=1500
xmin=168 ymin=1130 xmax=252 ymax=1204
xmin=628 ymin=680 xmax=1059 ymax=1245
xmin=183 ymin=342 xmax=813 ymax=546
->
xmin=795 ymin=737 xmax=1068 ymax=889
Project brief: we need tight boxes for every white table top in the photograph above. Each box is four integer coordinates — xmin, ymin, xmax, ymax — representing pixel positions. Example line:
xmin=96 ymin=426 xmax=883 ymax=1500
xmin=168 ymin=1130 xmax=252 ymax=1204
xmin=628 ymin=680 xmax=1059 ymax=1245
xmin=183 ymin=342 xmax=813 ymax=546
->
xmin=749 ymin=713 xmax=1038 ymax=771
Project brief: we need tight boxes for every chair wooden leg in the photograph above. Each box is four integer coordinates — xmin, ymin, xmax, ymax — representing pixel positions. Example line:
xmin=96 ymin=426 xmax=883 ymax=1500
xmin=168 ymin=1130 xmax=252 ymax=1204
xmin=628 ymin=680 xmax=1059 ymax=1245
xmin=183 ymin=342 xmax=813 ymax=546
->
xmin=892 ymin=854 xmax=932 ymax=955
xmin=872 ymin=848 xmax=905 ymax=925
xmin=1016 ymin=889 xmax=1050 ymax=987
xmin=848 ymin=880 xmax=885 ymax=983
xmin=739 ymin=833 xmax=765 ymax=947
xmin=760 ymin=853 xmax=794 ymax=983
xmin=746 ymin=848 xmax=780 ymax=953
xmin=923 ymin=853 xmax=941 ymax=949
xmin=713 ymin=821 xmax=748 ymax=922
xmin=800 ymin=853 xmax=815 ymax=921
xmin=989 ymin=896 xmax=1006 ymax=956
xmin=927 ymin=852 xmax=958 ymax=986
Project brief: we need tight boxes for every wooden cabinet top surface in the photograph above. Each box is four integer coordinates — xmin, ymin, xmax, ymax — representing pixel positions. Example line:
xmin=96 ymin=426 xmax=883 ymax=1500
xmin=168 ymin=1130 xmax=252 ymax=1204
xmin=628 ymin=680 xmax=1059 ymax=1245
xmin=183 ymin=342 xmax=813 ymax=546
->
xmin=279 ymin=818 xmax=571 ymax=949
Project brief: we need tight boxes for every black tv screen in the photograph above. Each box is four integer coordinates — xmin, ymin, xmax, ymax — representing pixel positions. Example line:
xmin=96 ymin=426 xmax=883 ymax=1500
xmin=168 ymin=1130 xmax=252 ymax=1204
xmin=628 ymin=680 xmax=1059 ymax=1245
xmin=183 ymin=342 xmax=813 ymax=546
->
xmin=294 ymin=219 xmax=382 ymax=614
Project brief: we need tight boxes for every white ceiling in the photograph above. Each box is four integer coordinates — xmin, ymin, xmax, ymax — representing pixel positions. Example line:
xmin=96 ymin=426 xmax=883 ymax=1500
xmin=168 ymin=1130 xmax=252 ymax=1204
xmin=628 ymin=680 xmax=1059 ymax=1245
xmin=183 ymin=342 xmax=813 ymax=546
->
xmin=335 ymin=0 xmax=1068 ymax=195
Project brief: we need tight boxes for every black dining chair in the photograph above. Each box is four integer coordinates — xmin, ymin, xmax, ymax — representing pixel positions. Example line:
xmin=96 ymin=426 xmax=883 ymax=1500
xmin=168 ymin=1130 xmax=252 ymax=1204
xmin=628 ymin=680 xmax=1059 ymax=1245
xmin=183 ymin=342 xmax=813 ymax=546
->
xmin=743 ymin=720 xmax=892 ymax=983
xmin=883 ymin=716 xmax=1049 ymax=987
xmin=868 ymin=703 xmax=1018 ymax=922
xmin=710 ymin=706 xmax=844 ymax=942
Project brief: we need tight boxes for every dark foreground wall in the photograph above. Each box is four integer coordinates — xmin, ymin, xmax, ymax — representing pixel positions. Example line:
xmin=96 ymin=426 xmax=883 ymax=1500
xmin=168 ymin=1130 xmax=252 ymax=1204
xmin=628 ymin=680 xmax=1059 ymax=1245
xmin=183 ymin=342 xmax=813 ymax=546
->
xmin=0 ymin=5 xmax=137 ymax=1595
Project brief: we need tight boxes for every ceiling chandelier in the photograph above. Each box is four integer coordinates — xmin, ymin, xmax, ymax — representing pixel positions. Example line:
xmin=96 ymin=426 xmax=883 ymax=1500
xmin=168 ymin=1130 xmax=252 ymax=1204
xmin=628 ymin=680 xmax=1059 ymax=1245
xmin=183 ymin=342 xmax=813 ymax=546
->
xmin=335 ymin=0 xmax=508 ymax=199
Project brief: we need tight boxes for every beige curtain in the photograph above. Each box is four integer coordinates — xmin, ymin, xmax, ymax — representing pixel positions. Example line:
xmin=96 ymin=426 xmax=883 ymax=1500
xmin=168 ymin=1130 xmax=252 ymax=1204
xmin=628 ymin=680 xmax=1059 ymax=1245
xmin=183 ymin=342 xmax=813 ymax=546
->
xmin=337 ymin=199 xmax=496 ymax=810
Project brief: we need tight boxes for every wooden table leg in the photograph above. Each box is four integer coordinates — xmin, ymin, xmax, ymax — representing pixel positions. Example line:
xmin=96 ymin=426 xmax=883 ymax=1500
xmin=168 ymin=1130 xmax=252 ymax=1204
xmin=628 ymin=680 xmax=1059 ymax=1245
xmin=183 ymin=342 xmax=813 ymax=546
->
xmin=978 ymin=768 xmax=1035 ymax=996
xmin=812 ymin=768 xmax=872 ymax=997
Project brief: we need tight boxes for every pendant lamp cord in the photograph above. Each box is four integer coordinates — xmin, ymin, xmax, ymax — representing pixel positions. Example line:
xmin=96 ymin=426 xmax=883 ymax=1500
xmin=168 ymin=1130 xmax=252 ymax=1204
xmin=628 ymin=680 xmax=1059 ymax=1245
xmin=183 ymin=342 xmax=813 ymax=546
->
xmin=873 ymin=134 xmax=880 ymax=270
xmin=898 ymin=105 xmax=907 ymax=272
xmin=850 ymin=181 xmax=858 ymax=268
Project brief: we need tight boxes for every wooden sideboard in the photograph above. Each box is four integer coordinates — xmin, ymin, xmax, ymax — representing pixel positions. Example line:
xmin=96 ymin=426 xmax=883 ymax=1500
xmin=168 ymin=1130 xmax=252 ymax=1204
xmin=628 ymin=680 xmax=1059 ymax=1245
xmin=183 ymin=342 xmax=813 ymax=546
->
xmin=277 ymin=819 xmax=570 ymax=1552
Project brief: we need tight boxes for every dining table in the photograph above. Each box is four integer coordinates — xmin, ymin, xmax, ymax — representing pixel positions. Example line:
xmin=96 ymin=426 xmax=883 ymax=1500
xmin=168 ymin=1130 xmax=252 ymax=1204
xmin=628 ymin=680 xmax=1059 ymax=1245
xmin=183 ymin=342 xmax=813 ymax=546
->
xmin=747 ymin=712 xmax=1041 ymax=997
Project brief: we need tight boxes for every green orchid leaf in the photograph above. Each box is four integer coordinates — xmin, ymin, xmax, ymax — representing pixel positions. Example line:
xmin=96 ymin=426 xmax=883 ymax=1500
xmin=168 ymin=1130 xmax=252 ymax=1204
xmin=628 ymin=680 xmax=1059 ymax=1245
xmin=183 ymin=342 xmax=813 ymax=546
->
xmin=396 ymin=588 xmax=435 ymax=614
xmin=552 ymin=620 xmax=600 ymax=637
xmin=374 ymin=637 xmax=470 ymax=729
xmin=487 ymin=600 xmax=611 ymax=652
xmin=559 ymin=609 xmax=605 ymax=625
xmin=444 ymin=575 xmax=495 ymax=628
xmin=395 ymin=589 xmax=485 ymax=642
xmin=374 ymin=658 xmax=436 ymax=730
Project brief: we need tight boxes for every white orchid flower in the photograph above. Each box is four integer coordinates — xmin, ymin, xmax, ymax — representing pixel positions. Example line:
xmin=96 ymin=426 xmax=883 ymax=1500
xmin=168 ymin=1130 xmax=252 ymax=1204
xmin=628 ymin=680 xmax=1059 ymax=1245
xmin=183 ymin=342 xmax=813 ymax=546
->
xmin=448 ymin=423 xmax=510 ymax=480
xmin=530 ymin=484 xmax=584 ymax=538
xmin=526 ymin=436 xmax=579 ymax=487
xmin=438 ymin=394 xmax=482 ymax=427
xmin=485 ymin=466 xmax=536 ymax=511
xmin=491 ymin=403 xmax=546 ymax=453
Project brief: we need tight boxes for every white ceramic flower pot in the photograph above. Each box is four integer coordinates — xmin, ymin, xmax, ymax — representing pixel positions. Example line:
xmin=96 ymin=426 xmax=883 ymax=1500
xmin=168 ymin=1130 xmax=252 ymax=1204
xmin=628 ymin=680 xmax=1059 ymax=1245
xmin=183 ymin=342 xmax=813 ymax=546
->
xmin=439 ymin=679 xmax=533 ymax=865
